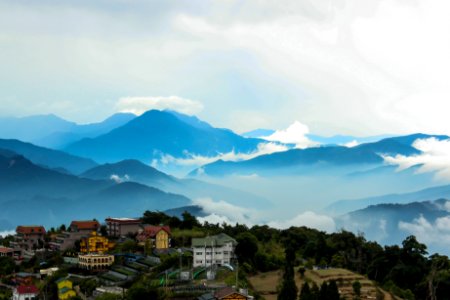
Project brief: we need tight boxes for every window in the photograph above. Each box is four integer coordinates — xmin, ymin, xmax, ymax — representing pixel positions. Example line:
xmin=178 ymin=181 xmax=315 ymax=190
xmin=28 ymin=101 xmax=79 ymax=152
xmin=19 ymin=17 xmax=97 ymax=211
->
xmin=223 ymin=251 xmax=229 ymax=255
xmin=196 ymin=252 xmax=202 ymax=255
xmin=206 ymin=260 xmax=211 ymax=263
xmin=196 ymin=260 xmax=203 ymax=264
xmin=206 ymin=252 xmax=211 ymax=255
xmin=215 ymin=252 xmax=222 ymax=255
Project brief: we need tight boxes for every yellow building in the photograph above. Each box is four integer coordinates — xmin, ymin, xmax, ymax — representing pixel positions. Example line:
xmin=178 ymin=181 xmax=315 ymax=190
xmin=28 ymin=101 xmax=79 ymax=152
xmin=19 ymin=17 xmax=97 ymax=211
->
xmin=78 ymin=253 xmax=114 ymax=270
xmin=80 ymin=232 xmax=114 ymax=253
xmin=137 ymin=226 xmax=171 ymax=249
xmin=56 ymin=278 xmax=77 ymax=300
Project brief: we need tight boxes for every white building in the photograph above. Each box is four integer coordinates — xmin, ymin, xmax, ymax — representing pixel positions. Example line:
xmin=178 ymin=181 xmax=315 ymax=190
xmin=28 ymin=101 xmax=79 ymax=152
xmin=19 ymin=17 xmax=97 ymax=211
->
xmin=192 ymin=233 xmax=237 ymax=268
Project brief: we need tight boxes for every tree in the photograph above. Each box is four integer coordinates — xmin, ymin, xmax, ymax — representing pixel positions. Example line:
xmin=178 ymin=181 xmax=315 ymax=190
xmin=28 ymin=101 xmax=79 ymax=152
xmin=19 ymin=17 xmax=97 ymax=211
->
xmin=0 ymin=257 xmax=15 ymax=275
xmin=180 ymin=211 xmax=199 ymax=229
xmin=235 ymin=232 xmax=259 ymax=265
xmin=299 ymin=283 xmax=316 ymax=300
xmin=278 ymin=245 xmax=298 ymax=300
xmin=352 ymin=280 xmax=361 ymax=299
xmin=427 ymin=254 xmax=450 ymax=300
xmin=318 ymin=282 xmax=328 ymax=300
xmin=326 ymin=280 xmax=340 ymax=300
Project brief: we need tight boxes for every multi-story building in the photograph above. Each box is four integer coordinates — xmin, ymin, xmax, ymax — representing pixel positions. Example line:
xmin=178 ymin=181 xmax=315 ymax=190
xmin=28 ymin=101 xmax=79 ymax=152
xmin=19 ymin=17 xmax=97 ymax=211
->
xmin=136 ymin=225 xmax=171 ymax=250
xmin=78 ymin=253 xmax=114 ymax=270
xmin=49 ymin=220 xmax=101 ymax=251
xmin=0 ymin=246 xmax=21 ymax=259
xmin=80 ymin=232 xmax=114 ymax=253
xmin=192 ymin=233 xmax=237 ymax=268
xmin=50 ymin=220 xmax=100 ymax=251
xmin=11 ymin=226 xmax=46 ymax=250
xmin=105 ymin=217 xmax=141 ymax=237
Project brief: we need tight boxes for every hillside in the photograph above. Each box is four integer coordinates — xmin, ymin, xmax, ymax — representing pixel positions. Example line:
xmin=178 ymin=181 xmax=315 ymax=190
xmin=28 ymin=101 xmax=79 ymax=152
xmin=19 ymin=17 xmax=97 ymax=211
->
xmin=0 ymin=139 xmax=97 ymax=174
xmin=190 ymin=134 xmax=445 ymax=177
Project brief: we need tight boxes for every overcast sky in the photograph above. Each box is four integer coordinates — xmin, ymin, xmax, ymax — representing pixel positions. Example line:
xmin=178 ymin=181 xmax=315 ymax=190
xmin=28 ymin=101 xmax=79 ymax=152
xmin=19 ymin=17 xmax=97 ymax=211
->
xmin=1 ymin=0 xmax=449 ymax=135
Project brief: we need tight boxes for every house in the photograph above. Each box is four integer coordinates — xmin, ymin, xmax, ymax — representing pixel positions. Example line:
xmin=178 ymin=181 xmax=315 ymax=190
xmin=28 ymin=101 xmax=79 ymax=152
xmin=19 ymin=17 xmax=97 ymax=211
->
xmin=80 ymin=232 xmax=114 ymax=253
xmin=11 ymin=226 xmax=46 ymax=250
xmin=78 ymin=253 xmax=114 ymax=270
xmin=11 ymin=225 xmax=44 ymax=252
xmin=192 ymin=233 xmax=237 ymax=268
xmin=12 ymin=285 xmax=39 ymax=300
xmin=56 ymin=278 xmax=77 ymax=300
xmin=69 ymin=220 xmax=100 ymax=233
xmin=136 ymin=225 xmax=171 ymax=249
xmin=198 ymin=287 xmax=252 ymax=300
xmin=49 ymin=220 xmax=100 ymax=251
xmin=0 ymin=246 xmax=21 ymax=259
xmin=105 ymin=217 xmax=142 ymax=237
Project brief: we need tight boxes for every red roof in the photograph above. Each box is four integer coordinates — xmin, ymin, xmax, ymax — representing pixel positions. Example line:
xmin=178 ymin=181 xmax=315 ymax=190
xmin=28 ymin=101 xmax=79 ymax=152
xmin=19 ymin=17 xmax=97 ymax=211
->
xmin=142 ymin=225 xmax=171 ymax=237
xmin=16 ymin=285 xmax=39 ymax=295
xmin=70 ymin=220 xmax=100 ymax=230
xmin=16 ymin=226 xmax=46 ymax=235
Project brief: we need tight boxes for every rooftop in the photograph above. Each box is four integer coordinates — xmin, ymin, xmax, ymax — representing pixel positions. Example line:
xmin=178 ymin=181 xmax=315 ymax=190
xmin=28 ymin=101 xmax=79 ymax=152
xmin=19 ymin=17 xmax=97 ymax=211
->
xmin=192 ymin=233 xmax=237 ymax=248
xmin=16 ymin=285 xmax=39 ymax=295
xmin=70 ymin=220 xmax=100 ymax=230
xmin=16 ymin=225 xmax=46 ymax=234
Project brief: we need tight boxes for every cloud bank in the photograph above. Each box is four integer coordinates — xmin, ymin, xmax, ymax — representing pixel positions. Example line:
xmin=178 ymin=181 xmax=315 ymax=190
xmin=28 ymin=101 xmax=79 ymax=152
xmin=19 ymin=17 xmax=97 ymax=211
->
xmin=262 ymin=121 xmax=317 ymax=149
xmin=152 ymin=142 xmax=289 ymax=169
xmin=192 ymin=197 xmax=335 ymax=233
xmin=399 ymin=214 xmax=450 ymax=250
xmin=383 ymin=138 xmax=450 ymax=181
xmin=116 ymin=96 xmax=204 ymax=116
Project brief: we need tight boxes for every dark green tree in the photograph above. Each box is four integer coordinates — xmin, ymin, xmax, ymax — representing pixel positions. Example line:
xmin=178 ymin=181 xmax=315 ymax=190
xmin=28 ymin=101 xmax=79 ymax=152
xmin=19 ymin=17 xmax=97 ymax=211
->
xmin=235 ymin=232 xmax=259 ymax=265
xmin=326 ymin=280 xmax=340 ymax=300
xmin=278 ymin=245 xmax=298 ymax=300
xmin=352 ymin=280 xmax=361 ymax=298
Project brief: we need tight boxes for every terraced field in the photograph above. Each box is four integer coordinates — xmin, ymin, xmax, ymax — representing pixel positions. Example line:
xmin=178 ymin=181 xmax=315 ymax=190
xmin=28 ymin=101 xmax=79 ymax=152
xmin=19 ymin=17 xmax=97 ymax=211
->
xmin=248 ymin=268 xmax=402 ymax=300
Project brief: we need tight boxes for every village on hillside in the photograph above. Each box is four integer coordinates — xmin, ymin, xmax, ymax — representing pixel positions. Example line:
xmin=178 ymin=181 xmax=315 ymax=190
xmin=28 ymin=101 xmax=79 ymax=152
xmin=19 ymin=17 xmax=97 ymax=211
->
xmin=0 ymin=210 xmax=399 ymax=300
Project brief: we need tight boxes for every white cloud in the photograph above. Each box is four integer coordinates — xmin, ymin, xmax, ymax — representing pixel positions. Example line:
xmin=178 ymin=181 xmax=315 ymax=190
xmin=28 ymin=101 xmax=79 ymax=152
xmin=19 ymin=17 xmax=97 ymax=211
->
xmin=193 ymin=198 xmax=254 ymax=226
xmin=383 ymin=138 xmax=450 ymax=180
xmin=268 ymin=211 xmax=336 ymax=232
xmin=262 ymin=121 xmax=317 ymax=149
xmin=153 ymin=142 xmax=289 ymax=168
xmin=399 ymin=214 xmax=450 ymax=248
xmin=0 ymin=230 xmax=14 ymax=237
xmin=343 ymin=140 xmax=360 ymax=148
xmin=116 ymin=96 xmax=204 ymax=116
xmin=110 ymin=174 xmax=130 ymax=184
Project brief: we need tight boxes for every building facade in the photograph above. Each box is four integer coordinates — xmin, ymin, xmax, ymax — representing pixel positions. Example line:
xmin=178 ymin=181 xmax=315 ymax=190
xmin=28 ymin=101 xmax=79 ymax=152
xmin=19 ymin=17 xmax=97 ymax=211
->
xmin=136 ymin=225 xmax=171 ymax=249
xmin=192 ymin=233 xmax=237 ymax=268
xmin=80 ymin=232 xmax=114 ymax=253
xmin=78 ymin=253 xmax=114 ymax=270
xmin=105 ymin=217 xmax=141 ymax=237
xmin=49 ymin=220 xmax=100 ymax=251
xmin=56 ymin=278 xmax=77 ymax=300
xmin=11 ymin=225 xmax=46 ymax=250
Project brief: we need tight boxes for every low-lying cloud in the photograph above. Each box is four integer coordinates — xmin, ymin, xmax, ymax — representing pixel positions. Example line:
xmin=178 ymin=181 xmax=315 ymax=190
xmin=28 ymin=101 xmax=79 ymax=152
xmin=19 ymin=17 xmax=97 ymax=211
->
xmin=116 ymin=96 xmax=204 ymax=116
xmin=268 ymin=211 xmax=336 ymax=232
xmin=262 ymin=121 xmax=317 ymax=149
xmin=399 ymin=214 xmax=450 ymax=250
xmin=152 ymin=142 xmax=289 ymax=168
xmin=110 ymin=174 xmax=130 ymax=184
xmin=192 ymin=197 xmax=336 ymax=233
xmin=383 ymin=137 xmax=450 ymax=181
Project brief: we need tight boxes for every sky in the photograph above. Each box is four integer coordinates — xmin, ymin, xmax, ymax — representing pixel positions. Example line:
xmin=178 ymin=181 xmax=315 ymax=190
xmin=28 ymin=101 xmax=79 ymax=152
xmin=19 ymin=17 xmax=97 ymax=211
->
xmin=1 ymin=0 xmax=450 ymax=136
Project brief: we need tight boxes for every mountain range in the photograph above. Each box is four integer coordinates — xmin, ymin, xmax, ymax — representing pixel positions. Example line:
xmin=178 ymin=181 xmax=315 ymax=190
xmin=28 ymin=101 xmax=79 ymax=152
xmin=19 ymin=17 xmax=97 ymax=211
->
xmin=190 ymin=134 xmax=448 ymax=177
xmin=0 ymin=113 xmax=135 ymax=148
xmin=2 ymin=109 xmax=450 ymax=253
xmin=0 ymin=152 xmax=190 ymax=230
xmin=64 ymin=110 xmax=264 ymax=164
